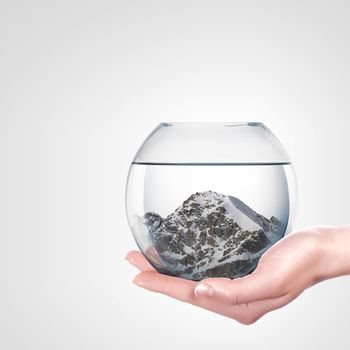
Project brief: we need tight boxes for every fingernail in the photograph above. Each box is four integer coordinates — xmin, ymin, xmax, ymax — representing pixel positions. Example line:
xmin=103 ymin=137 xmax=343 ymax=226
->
xmin=132 ymin=276 xmax=144 ymax=287
xmin=125 ymin=254 xmax=134 ymax=264
xmin=194 ymin=284 xmax=214 ymax=297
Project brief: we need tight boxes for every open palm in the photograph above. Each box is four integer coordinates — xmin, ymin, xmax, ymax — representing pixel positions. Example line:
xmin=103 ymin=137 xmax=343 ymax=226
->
xmin=126 ymin=227 xmax=325 ymax=324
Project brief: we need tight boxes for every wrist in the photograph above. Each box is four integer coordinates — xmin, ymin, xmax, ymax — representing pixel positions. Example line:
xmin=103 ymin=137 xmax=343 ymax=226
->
xmin=315 ymin=225 xmax=350 ymax=282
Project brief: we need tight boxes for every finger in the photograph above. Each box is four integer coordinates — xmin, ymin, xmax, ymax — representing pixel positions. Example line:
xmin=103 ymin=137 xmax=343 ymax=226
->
xmin=144 ymin=245 xmax=166 ymax=268
xmin=132 ymin=270 xmax=251 ymax=320
xmin=125 ymin=250 xmax=156 ymax=272
xmin=195 ymin=285 xmax=293 ymax=324
xmin=132 ymin=270 xmax=291 ymax=324
xmin=194 ymin=267 xmax=285 ymax=305
xmin=228 ymin=294 xmax=291 ymax=325
xmin=245 ymin=290 xmax=299 ymax=323
xmin=133 ymin=271 xmax=197 ymax=303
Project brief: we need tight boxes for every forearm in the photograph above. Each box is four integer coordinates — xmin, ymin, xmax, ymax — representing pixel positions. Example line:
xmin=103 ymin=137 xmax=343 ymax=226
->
xmin=317 ymin=225 xmax=350 ymax=282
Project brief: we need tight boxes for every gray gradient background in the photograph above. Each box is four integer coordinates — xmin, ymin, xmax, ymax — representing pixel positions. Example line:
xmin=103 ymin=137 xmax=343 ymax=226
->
xmin=1 ymin=0 xmax=350 ymax=349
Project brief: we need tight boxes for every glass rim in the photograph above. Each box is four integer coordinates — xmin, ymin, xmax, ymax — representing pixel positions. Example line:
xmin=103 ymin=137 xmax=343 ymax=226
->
xmin=160 ymin=122 xmax=264 ymax=127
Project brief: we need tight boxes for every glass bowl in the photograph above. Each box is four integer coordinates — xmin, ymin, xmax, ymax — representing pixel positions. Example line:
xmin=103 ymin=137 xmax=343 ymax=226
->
xmin=125 ymin=122 xmax=297 ymax=281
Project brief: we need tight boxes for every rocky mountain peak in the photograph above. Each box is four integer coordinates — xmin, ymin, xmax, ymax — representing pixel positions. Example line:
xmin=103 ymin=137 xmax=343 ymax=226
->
xmin=135 ymin=190 xmax=284 ymax=280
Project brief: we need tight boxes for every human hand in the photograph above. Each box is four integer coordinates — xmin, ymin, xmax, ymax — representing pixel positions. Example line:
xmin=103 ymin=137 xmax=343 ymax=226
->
xmin=126 ymin=225 xmax=350 ymax=324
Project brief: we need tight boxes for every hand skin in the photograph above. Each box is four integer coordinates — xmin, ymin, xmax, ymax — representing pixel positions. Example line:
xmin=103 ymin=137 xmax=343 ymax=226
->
xmin=126 ymin=225 xmax=350 ymax=325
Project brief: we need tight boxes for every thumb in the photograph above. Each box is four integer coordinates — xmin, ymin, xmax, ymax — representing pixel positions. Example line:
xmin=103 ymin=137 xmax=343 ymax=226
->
xmin=194 ymin=270 xmax=280 ymax=305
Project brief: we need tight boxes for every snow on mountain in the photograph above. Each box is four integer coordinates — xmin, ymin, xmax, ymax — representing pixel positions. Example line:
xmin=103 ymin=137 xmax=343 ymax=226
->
xmin=133 ymin=190 xmax=284 ymax=280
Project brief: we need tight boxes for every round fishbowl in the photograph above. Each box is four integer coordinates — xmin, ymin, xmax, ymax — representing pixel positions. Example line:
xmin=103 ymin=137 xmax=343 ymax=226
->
xmin=125 ymin=122 xmax=297 ymax=281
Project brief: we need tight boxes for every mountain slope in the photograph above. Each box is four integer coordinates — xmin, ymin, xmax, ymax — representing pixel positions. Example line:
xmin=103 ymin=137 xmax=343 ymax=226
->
xmin=135 ymin=190 xmax=283 ymax=280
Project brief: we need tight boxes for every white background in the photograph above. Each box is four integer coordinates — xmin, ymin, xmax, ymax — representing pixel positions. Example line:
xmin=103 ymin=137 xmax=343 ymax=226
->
xmin=1 ymin=1 xmax=350 ymax=349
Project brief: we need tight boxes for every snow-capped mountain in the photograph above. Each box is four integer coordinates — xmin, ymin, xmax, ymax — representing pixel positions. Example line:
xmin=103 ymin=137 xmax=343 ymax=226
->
xmin=134 ymin=190 xmax=284 ymax=280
